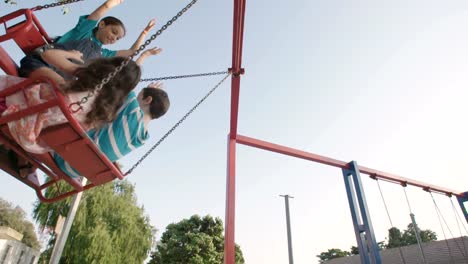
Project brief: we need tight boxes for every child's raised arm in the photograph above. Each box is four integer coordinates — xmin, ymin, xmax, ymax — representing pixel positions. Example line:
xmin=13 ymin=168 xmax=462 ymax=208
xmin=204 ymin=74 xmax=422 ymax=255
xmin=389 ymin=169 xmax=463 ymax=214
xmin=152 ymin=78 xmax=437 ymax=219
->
xmin=88 ymin=0 xmax=124 ymax=21
xmin=135 ymin=47 xmax=162 ymax=66
xmin=116 ymin=19 xmax=156 ymax=57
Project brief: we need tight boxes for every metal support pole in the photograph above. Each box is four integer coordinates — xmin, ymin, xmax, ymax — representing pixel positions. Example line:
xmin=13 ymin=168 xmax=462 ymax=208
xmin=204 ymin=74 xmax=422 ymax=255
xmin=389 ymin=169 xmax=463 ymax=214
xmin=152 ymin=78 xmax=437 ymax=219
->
xmin=49 ymin=178 xmax=87 ymax=264
xmin=225 ymin=136 xmax=237 ymax=264
xmin=280 ymin=195 xmax=294 ymax=264
xmin=457 ymin=192 xmax=468 ymax=224
xmin=410 ymin=213 xmax=427 ymax=264
xmin=342 ymin=161 xmax=381 ymax=264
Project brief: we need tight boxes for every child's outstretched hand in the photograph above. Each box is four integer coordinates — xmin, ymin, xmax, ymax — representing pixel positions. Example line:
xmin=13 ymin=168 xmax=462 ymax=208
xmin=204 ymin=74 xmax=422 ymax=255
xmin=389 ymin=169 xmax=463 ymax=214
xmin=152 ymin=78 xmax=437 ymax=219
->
xmin=90 ymin=0 xmax=123 ymax=20
xmin=136 ymin=47 xmax=162 ymax=65
xmin=143 ymin=19 xmax=156 ymax=34
xmin=142 ymin=47 xmax=162 ymax=57
xmin=148 ymin=82 xmax=163 ymax=89
xmin=105 ymin=0 xmax=124 ymax=9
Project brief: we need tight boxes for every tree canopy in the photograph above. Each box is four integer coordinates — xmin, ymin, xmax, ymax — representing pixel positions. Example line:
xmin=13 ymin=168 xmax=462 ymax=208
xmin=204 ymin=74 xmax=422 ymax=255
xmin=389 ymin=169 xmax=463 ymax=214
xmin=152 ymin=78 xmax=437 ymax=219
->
xmin=149 ymin=215 xmax=245 ymax=264
xmin=0 ymin=197 xmax=40 ymax=249
xmin=387 ymin=223 xmax=437 ymax=248
xmin=317 ymin=248 xmax=350 ymax=263
xmin=33 ymin=180 xmax=155 ymax=263
xmin=317 ymin=222 xmax=437 ymax=262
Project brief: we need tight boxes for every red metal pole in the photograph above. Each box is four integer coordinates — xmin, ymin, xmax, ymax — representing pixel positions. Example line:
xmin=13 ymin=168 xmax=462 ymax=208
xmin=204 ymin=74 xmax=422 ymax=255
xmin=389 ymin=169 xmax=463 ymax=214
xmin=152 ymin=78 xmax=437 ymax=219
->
xmin=225 ymin=136 xmax=237 ymax=264
xmin=236 ymin=134 xmax=462 ymax=196
xmin=231 ymin=0 xmax=245 ymax=71
xmin=225 ymin=0 xmax=246 ymax=263
xmin=230 ymin=76 xmax=241 ymax=139
xmin=229 ymin=0 xmax=246 ymax=139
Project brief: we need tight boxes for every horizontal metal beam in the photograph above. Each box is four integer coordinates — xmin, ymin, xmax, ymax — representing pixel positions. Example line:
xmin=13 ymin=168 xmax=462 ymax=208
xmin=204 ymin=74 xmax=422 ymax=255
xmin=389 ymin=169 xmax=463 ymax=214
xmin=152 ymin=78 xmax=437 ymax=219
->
xmin=236 ymin=134 xmax=462 ymax=196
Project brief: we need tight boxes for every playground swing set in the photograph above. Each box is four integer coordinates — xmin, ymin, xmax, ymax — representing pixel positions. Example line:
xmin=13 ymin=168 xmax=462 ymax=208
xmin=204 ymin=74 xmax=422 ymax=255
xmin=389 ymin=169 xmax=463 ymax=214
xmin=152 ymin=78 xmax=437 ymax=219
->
xmin=1 ymin=1 xmax=468 ymax=264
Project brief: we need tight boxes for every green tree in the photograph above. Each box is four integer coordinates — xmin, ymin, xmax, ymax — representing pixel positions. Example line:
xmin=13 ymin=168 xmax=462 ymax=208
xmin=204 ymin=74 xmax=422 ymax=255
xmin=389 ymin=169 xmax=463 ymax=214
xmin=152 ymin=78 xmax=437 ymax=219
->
xmin=33 ymin=180 xmax=155 ymax=264
xmin=401 ymin=223 xmax=437 ymax=245
xmin=148 ymin=215 xmax=245 ymax=264
xmin=387 ymin=227 xmax=404 ymax=248
xmin=2 ymin=0 xmax=71 ymax=14
xmin=2 ymin=0 xmax=66 ymax=5
xmin=3 ymin=0 xmax=17 ymax=5
xmin=317 ymin=248 xmax=350 ymax=263
xmin=0 ymin=197 xmax=40 ymax=249
xmin=318 ymin=223 xmax=437 ymax=262
xmin=349 ymin=240 xmax=386 ymax=256
xmin=350 ymin=245 xmax=359 ymax=255
xmin=387 ymin=223 xmax=437 ymax=248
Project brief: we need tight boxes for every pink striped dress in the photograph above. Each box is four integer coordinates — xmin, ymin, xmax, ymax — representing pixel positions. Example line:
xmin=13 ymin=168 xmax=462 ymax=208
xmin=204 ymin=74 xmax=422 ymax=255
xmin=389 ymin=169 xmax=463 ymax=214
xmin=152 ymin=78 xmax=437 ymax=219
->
xmin=0 ymin=75 xmax=94 ymax=154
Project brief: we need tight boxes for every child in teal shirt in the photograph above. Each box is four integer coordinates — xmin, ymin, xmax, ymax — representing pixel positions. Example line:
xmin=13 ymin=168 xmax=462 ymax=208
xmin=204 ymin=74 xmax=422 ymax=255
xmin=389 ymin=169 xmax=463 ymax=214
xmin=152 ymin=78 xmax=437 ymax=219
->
xmin=20 ymin=0 xmax=156 ymax=84
xmin=54 ymin=81 xmax=170 ymax=179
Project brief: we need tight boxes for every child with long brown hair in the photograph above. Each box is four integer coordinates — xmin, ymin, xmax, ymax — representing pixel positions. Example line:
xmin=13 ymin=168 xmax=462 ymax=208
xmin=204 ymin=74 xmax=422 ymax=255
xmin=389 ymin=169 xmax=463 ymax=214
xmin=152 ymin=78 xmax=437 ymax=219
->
xmin=1 ymin=56 xmax=141 ymax=156
xmin=53 ymin=51 xmax=170 ymax=180
xmin=54 ymin=81 xmax=171 ymax=179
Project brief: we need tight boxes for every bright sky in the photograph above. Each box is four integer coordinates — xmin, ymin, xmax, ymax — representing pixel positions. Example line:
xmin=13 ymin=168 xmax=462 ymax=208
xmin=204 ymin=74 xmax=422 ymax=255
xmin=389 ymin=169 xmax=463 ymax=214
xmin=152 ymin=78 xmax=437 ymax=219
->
xmin=2 ymin=0 xmax=468 ymax=263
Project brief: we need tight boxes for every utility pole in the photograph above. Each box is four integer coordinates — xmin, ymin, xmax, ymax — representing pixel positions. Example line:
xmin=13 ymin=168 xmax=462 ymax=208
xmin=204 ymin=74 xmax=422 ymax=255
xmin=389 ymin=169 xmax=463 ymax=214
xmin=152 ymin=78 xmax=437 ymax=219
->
xmin=280 ymin=194 xmax=294 ymax=264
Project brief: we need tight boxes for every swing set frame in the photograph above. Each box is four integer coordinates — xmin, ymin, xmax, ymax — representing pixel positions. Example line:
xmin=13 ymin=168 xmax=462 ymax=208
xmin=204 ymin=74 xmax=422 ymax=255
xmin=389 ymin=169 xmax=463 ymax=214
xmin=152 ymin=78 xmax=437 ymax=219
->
xmin=225 ymin=0 xmax=468 ymax=263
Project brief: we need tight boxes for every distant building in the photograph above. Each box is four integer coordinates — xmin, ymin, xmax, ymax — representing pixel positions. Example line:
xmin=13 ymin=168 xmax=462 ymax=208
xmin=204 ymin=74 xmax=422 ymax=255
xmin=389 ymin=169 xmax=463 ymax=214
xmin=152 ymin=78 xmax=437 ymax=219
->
xmin=324 ymin=237 xmax=468 ymax=264
xmin=0 ymin=226 xmax=40 ymax=264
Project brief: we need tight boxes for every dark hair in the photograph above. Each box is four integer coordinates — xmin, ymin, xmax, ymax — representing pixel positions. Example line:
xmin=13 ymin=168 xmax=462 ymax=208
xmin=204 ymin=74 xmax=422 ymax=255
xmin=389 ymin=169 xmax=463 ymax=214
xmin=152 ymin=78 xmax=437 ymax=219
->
xmin=142 ymin=87 xmax=170 ymax=119
xmin=64 ymin=57 xmax=141 ymax=127
xmin=93 ymin=16 xmax=126 ymax=37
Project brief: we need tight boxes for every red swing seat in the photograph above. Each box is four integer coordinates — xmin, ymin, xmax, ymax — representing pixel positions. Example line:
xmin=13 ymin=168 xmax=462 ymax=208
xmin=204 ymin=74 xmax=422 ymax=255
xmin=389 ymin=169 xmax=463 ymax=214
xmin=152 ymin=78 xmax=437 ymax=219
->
xmin=0 ymin=9 xmax=125 ymax=203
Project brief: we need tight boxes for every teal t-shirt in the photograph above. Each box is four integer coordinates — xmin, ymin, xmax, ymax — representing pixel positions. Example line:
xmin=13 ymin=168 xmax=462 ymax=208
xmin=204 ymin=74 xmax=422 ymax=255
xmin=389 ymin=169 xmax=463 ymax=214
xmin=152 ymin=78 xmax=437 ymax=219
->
xmin=54 ymin=92 xmax=149 ymax=178
xmin=57 ymin=15 xmax=116 ymax=57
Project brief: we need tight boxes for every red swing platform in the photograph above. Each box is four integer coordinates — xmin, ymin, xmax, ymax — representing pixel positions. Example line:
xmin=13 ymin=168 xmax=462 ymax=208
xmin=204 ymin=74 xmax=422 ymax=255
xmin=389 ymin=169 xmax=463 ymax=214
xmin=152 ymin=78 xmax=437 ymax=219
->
xmin=0 ymin=9 xmax=124 ymax=203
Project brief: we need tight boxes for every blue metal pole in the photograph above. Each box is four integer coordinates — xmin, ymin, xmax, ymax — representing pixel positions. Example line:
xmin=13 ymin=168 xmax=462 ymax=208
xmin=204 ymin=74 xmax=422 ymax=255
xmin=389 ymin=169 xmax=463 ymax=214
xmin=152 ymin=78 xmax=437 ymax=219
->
xmin=456 ymin=192 xmax=468 ymax=223
xmin=343 ymin=165 xmax=370 ymax=264
xmin=342 ymin=161 xmax=382 ymax=264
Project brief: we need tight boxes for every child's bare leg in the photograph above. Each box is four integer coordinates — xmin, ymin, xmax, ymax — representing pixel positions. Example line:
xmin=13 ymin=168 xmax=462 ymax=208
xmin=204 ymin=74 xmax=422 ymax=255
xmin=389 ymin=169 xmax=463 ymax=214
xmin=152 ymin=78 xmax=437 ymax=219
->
xmin=28 ymin=67 xmax=66 ymax=87
xmin=1 ymin=149 xmax=34 ymax=178
xmin=17 ymin=156 xmax=34 ymax=178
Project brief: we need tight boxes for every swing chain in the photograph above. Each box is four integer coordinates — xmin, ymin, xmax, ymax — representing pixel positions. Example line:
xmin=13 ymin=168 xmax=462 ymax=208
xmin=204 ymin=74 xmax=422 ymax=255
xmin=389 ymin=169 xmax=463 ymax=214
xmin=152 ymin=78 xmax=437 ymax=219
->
xmin=72 ymin=0 xmax=198 ymax=111
xmin=32 ymin=0 xmax=85 ymax=11
xmin=124 ymin=73 xmax=231 ymax=176
xmin=129 ymin=0 xmax=198 ymax=60
xmin=140 ymin=71 xmax=230 ymax=82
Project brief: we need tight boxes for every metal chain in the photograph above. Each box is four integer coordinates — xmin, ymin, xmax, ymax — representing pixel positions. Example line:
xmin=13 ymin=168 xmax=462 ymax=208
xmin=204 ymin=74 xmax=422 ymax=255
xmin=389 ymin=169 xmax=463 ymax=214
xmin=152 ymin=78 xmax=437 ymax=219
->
xmin=32 ymin=0 xmax=85 ymax=11
xmin=124 ymin=73 xmax=231 ymax=176
xmin=403 ymin=187 xmax=414 ymax=214
xmin=430 ymin=193 xmax=456 ymax=262
xmin=140 ymin=70 xmax=229 ymax=82
xmin=430 ymin=193 xmax=466 ymax=259
xmin=70 ymin=0 xmax=198 ymax=111
xmin=376 ymin=180 xmax=407 ymax=264
xmin=450 ymin=197 xmax=468 ymax=258
xmin=450 ymin=197 xmax=468 ymax=235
